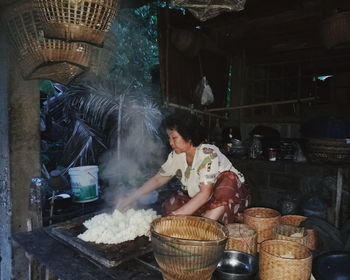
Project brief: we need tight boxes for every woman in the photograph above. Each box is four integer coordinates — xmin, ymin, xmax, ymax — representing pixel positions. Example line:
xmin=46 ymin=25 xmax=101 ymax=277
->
xmin=116 ymin=111 xmax=250 ymax=224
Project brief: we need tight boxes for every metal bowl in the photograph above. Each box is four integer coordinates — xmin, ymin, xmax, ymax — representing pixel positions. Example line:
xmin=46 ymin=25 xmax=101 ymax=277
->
xmin=214 ymin=250 xmax=258 ymax=280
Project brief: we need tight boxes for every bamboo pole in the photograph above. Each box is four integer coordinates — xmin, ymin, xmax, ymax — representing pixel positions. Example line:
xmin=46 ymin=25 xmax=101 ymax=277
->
xmin=335 ymin=167 xmax=343 ymax=228
xmin=207 ymin=96 xmax=316 ymax=112
xmin=167 ymin=102 xmax=227 ymax=119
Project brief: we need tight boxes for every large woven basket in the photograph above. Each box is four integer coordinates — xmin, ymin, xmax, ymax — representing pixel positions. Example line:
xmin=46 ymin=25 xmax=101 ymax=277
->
xmin=259 ymin=240 xmax=312 ymax=280
xmin=150 ymin=216 xmax=228 ymax=280
xmin=225 ymin=223 xmax=257 ymax=255
xmin=33 ymin=0 xmax=119 ymax=46
xmin=280 ymin=215 xmax=318 ymax=251
xmin=321 ymin=11 xmax=350 ymax=49
xmin=243 ymin=207 xmax=281 ymax=245
xmin=3 ymin=1 xmax=90 ymax=84
xmin=273 ymin=224 xmax=307 ymax=246
xmin=305 ymin=138 xmax=350 ymax=164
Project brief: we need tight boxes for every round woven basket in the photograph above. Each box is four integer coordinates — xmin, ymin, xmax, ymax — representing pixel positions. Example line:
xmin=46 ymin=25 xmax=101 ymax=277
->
xmin=33 ymin=0 xmax=120 ymax=46
xmin=225 ymin=223 xmax=257 ymax=255
xmin=243 ymin=207 xmax=281 ymax=245
xmin=259 ymin=240 xmax=312 ymax=280
xmin=280 ymin=215 xmax=318 ymax=250
xmin=305 ymin=138 xmax=350 ymax=164
xmin=3 ymin=1 xmax=90 ymax=84
xmin=150 ymin=216 xmax=228 ymax=280
xmin=273 ymin=224 xmax=307 ymax=246
xmin=280 ymin=215 xmax=307 ymax=226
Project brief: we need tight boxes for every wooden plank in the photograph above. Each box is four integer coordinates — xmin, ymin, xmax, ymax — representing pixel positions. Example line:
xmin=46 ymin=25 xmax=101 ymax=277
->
xmin=45 ymin=213 xmax=152 ymax=268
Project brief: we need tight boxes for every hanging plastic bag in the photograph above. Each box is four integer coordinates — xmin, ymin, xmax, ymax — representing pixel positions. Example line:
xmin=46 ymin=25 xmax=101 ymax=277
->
xmin=171 ymin=0 xmax=247 ymax=22
xmin=194 ymin=76 xmax=214 ymax=105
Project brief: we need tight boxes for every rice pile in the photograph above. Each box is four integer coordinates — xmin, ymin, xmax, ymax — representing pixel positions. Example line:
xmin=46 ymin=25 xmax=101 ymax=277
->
xmin=78 ymin=208 xmax=159 ymax=244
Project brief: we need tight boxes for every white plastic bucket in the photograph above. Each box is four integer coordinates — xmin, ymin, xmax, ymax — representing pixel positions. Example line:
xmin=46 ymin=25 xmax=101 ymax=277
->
xmin=68 ymin=165 xmax=99 ymax=203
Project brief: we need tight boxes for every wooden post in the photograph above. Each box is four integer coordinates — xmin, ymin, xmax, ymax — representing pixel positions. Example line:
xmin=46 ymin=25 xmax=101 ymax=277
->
xmin=335 ymin=167 xmax=343 ymax=228
xmin=0 ymin=24 xmax=12 ymax=280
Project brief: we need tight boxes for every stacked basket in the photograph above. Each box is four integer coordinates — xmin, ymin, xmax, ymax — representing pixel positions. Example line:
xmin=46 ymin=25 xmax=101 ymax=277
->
xmin=280 ymin=214 xmax=318 ymax=250
xmin=2 ymin=1 xmax=91 ymax=84
xmin=2 ymin=0 xmax=119 ymax=84
xmin=225 ymin=223 xmax=257 ymax=255
xmin=33 ymin=0 xmax=120 ymax=46
xmin=243 ymin=207 xmax=281 ymax=251
xmin=273 ymin=224 xmax=307 ymax=247
xmin=259 ymin=240 xmax=312 ymax=280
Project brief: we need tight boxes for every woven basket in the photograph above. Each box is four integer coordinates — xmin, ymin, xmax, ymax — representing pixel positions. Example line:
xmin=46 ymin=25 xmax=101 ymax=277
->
xmin=243 ymin=207 xmax=281 ymax=245
xmin=33 ymin=0 xmax=119 ymax=46
xmin=280 ymin=215 xmax=307 ymax=226
xmin=225 ymin=223 xmax=257 ymax=255
xmin=259 ymin=240 xmax=312 ymax=280
xmin=305 ymin=138 xmax=350 ymax=164
xmin=280 ymin=215 xmax=318 ymax=251
xmin=150 ymin=216 xmax=228 ymax=280
xmin=3 ymin=1 xmax=90 ymax=84
xmin=273 ymin=224 xmax=307 ymax=246
xmin=321 ymin=11 xmax=350 ymax=49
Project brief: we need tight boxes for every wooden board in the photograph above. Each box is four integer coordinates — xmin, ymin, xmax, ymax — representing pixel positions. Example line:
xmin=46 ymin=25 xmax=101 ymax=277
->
xmin=45 ymin=213 xmax=152 ymax=268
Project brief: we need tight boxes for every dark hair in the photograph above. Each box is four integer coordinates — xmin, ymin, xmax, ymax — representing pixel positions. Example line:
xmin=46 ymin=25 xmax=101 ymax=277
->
xmin=162 ymin=111 xmax=205 ymax=146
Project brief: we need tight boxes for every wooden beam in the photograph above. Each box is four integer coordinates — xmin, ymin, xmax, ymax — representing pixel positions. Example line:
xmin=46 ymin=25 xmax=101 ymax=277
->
xmin=167 ymin=102 xmax=227 ymax=119
xmin=207 ymin=97 xmax=316 ymax=112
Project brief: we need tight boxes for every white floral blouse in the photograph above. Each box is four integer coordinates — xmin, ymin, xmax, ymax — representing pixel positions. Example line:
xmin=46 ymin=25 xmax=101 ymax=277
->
xmin=158 ymin=144 xmax=245 ymax=197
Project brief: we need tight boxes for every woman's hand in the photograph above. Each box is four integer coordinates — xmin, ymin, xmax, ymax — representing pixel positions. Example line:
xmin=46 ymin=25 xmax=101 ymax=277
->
xmin=115 ymin=195 xmax=136 ymax=212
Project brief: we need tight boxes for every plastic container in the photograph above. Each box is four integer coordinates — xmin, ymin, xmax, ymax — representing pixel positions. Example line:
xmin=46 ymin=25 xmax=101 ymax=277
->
xmin=68 ymin=165 xmax=99 ymax=203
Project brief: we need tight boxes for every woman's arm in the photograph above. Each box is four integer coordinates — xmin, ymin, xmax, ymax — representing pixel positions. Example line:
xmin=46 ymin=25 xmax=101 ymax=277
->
xmin=171 ymin=183 xmax=213 ymax=216
xmin=116 ymin=174 xmax=172 ymax=211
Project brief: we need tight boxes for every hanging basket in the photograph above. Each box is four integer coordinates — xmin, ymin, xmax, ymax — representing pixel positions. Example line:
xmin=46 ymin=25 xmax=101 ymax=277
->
xmin=171 ymin=0 xmax=246 ymax=21
xmin=321 ymin=11 xmax=350 ymax=49
xmin=33 ymin=0 xmax=120 ymax=46
xmin=3 ymin=1 xmax=91 ymax=85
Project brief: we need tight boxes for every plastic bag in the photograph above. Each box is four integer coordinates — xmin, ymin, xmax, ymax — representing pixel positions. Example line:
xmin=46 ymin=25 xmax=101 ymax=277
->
xmin=171 ymin=0 xmax=247 ymax=21
xmin=194 ymin=76 xmax=214 ymax=105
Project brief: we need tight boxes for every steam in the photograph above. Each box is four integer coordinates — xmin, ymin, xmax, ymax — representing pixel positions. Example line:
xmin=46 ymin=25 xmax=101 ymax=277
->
xmin=98 ymin=92 xmax=167 ymax=209
xmin=72 ymin=4 xmax=166 ymax=209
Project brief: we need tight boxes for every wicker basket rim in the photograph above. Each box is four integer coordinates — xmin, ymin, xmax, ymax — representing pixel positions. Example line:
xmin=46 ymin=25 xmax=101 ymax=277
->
xmin=150 ymin=216 xmax=229 ymax=245
xmin=274 ymin=224 xmax=307 ymax=238
xmin=260 ymin=240 xmax=311 ymax=260
xmin=244 ymin=207 xmax=281 ymax=218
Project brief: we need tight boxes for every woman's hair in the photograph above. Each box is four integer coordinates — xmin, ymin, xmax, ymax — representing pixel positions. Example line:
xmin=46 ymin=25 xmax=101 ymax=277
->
xmin=162 ymin=111 xmax=205 ymax=146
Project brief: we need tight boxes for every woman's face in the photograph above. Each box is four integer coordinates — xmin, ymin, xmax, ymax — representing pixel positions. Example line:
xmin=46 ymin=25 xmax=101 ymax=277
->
xmin=166 ymin=129 xmax=193 ymax=154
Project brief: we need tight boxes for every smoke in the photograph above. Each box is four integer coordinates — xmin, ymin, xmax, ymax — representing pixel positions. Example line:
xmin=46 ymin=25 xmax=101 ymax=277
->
xmin=98 ymin=92 xmax=167 ymax=209
xmin=73 ymin=4 xmax=167 ymax=209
